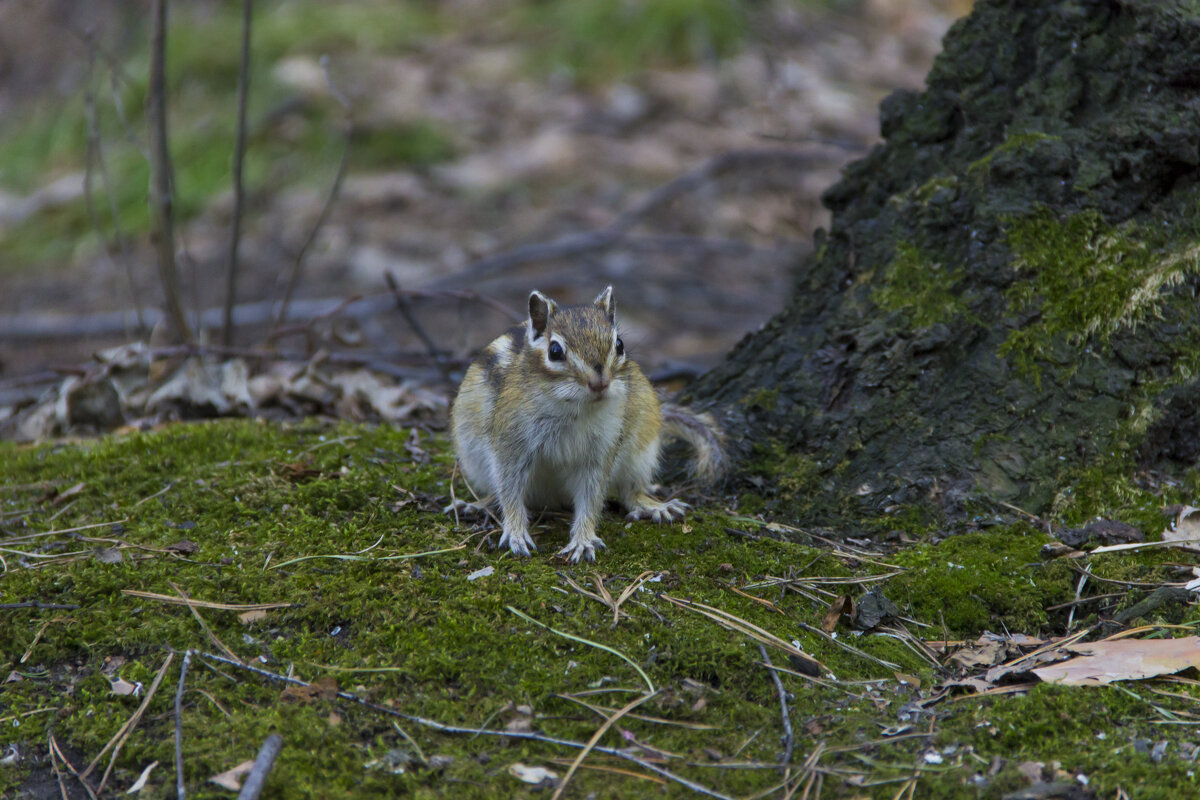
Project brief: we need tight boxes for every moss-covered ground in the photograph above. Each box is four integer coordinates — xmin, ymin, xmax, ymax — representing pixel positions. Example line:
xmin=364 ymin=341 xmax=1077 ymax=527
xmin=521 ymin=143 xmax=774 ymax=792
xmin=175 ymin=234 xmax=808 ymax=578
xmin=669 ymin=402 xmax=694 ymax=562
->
xmin=3 ymin=420 xmax=1200 ymax=798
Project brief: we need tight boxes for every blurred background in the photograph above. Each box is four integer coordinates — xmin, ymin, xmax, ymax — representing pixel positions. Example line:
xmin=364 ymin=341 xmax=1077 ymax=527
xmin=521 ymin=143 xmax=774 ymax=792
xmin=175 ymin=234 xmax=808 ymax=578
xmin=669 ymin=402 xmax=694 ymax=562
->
xmin=0 ymin=0 xmax=968 ymax=424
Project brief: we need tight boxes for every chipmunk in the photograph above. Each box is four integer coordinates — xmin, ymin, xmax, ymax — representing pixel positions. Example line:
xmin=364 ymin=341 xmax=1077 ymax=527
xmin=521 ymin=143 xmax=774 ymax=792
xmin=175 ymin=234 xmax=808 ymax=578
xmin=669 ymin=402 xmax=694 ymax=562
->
xmin=450 ymin=286 xmax=725 ymax=563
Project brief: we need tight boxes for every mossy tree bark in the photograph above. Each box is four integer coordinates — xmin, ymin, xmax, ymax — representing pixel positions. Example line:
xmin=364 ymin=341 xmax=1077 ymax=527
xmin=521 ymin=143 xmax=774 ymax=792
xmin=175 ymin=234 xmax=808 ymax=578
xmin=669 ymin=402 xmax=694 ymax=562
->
xmin=691 ymin=0 xmax=1200 ymax=521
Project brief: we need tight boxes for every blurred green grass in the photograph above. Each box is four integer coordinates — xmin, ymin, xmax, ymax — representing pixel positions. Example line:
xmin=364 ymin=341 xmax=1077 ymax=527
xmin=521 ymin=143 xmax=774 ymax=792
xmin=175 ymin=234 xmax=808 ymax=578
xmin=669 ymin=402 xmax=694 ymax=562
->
xmin=0 ymin=0 xmax=831 ymax=269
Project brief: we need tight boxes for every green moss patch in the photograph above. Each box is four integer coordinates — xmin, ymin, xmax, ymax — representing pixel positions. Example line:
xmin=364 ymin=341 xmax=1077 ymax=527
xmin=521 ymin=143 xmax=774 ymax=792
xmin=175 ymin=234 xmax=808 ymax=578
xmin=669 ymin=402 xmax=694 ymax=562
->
xmin=872 ymin=242 xmax=973 ymax=329
xmin=1000 ymin=206 xmax=1200 ymax=379
xmin=518 ymin=0 xmax=746 ymax=84
xmin=3 ymin=420 xmax=1199 ymax=797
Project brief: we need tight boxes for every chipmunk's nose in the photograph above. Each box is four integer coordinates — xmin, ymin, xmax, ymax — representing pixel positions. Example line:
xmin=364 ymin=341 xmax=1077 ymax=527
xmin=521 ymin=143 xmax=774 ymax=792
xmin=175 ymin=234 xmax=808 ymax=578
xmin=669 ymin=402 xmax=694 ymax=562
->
xmin=588 ymin=369 xmax=610 ymax=396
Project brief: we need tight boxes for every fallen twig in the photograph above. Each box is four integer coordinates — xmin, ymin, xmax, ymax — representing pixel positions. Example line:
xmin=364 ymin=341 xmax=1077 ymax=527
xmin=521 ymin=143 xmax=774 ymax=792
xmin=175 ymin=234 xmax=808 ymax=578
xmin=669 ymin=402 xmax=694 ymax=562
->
xmin=175 ymin=649 xmax=192 ymax=800
xmin=757 ymin=644 xmax=795 ymax=768
xmin=550 ymin=692 xmax=657 ymax=800
xmin=196 ymin=651 xmax=736 ymax=800
xmin=236 ymin=733 xmax=283 ymax=800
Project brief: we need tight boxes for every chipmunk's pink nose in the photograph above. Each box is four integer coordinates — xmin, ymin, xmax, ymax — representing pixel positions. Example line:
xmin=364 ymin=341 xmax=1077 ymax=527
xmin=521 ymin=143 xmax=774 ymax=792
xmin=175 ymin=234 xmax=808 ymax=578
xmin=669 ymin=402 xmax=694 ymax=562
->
xmin=588 ymin=378 xmax=610 ymax=396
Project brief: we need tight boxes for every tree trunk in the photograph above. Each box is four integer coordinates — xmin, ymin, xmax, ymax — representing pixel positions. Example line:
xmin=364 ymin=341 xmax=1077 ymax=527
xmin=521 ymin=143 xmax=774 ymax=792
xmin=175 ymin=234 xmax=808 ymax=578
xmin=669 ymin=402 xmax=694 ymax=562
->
xmin=690 ymin=0 xmax=1200 ymax=522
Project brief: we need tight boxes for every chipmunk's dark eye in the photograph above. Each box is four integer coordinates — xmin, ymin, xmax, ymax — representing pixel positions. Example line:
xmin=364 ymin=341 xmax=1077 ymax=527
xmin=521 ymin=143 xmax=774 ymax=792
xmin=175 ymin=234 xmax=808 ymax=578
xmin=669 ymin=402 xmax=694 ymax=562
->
xmin=615 ymin=337 xmax=624 ymax=357
xmin=548 ymin=341 xmax=565 ymax=362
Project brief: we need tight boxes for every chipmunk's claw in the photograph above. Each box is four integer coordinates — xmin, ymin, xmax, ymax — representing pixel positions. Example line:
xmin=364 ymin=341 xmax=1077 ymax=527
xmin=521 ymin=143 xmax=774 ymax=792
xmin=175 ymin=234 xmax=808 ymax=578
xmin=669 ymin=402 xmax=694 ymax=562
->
xmin=558 ymin=536 xmax=606 ymax=564
xmin=626 ymin=498 xmax=689 ymax=524
xmin=498 ymin=526 xmax=537 ymax=557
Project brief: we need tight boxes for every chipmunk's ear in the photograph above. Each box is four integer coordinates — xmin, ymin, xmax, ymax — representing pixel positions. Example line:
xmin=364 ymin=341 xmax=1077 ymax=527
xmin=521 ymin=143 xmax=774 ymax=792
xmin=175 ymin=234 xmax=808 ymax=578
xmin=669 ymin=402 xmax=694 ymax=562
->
xmin=593 ymin=285 xmax=615 ymax=323
xmin=528 ymin=290 xmax=557 ymax=340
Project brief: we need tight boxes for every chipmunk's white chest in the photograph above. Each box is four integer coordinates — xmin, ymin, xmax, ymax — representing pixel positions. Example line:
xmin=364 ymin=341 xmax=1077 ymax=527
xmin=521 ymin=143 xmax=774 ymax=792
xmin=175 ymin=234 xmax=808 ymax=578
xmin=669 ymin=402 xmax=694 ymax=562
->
xmin=523 ymin=390 xmax=626 ymax=506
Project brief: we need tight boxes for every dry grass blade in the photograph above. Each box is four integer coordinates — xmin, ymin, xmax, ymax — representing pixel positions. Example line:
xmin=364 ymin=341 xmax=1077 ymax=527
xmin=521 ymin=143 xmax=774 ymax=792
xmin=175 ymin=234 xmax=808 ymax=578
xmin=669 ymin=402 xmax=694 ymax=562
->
xmin=795 ymin=621 xmax=900 ymax=672
xmin=724 ymin=583 xmax=787 ymax=614
xmin=0 ymin=707 xmax=59 ymax=725
xmin=168 ymin=582 xmax=240 ymax=663
xmin=727 ymin=516 xmax=901 ymax=566
xmin=742 ymin=572 xmax=904 ymax=591
xmin=83 ymin=652 xmax=174 ymax=794
xmin=556 ymin=693 xmax=719 ymax=730
xmin=873 ymin=625 xmax=943 ymax=667
xmin=269 ymin=543 xmax=465 ymax=569
xmin=507 ymin=606 xmax=655 ymax=693
xmin=549 ymin=691 xmax=658 ymax=800
xmin=49 ymin=732 xmax=94 ymax=800
xmin=561 ymin=570 xmax=659 ymax=628
xmin=545 ymin=757 xmax=667 ymax=785
xmin=783 ymin=740 xmax=826 ymax=800
xmin=659 ymin=594 xmax=825 ymax=674
xmin=121 ymin=590 xmax=293 ymax=611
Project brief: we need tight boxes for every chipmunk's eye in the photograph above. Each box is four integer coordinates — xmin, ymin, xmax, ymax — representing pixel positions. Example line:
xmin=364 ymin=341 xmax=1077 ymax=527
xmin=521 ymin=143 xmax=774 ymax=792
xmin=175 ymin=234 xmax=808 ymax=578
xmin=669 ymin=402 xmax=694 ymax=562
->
xmin=548 ymin=341 xmax=565 ymax=362
xmin=615 ymin=337 xmax=624 ymax=357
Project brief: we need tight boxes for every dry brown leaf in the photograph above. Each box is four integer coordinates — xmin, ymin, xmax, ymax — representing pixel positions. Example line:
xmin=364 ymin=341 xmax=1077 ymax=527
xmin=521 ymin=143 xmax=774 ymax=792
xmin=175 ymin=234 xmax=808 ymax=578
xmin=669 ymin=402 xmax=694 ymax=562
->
xmin=208 ymin=760 xmax=255 ymax=791
xmin=1033 ymin=636 xmax=1200 ymax=685
xmin=238 ymin=609 xmax=269 ymax=625
xmin=312 ymin=676 xmax=339 ymax=700
xmin=1163 ymin=506 xmax=1200 ymax=552
xmin=821 ymin=594 xmax=854 ymax=633
xmin=279 ymin=676 xmax=339 ymax=704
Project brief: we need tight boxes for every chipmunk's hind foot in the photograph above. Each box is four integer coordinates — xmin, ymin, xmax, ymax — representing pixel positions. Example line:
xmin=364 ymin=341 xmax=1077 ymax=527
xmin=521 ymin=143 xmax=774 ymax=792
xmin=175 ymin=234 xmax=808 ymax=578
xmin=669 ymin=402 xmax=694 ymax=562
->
xmin=624 ymin=494 xmax=688 ymax=524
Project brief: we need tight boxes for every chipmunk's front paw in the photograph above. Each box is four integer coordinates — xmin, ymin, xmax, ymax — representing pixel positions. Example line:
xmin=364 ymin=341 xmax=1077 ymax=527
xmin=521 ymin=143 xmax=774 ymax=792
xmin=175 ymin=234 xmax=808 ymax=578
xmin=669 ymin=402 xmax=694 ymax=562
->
xmin=442 ymin=497 xmax=491 ymax=519
xmin=498 ymin=526 xmax=537 ymax=557
xmin=626 ymin=497 xmax=689 ymax=524
xmin=558 ymin=535 xmax=606 ymax=564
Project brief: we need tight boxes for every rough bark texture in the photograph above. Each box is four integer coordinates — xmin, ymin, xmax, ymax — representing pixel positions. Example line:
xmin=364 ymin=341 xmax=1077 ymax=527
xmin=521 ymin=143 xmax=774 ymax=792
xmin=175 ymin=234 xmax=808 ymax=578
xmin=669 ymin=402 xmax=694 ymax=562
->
xmin=691 ymin=0 xmax=1200 ymax=520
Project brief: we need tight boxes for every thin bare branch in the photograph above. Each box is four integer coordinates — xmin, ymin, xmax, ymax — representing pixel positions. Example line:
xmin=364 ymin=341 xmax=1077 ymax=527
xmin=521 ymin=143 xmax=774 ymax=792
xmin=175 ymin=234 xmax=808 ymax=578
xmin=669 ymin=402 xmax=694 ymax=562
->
xmin=385 ymin=272 xmax=445 ymax=372
xmin=82 ymin=30 xmax=144 ymax=336
xmin=147 ymin=0 xmax=192 ymax=343
xmin=196 ymin=651 xmax=736 ymax=800
xmin=272 ymin=56 xmax=352 ymax=333
xmin=223 ymin=0 xmax=254 ymax=346
xmin=758 ymin=644 xmax=795 ymax=768
xmin=431 ymin=148 xmax=824 ymax=290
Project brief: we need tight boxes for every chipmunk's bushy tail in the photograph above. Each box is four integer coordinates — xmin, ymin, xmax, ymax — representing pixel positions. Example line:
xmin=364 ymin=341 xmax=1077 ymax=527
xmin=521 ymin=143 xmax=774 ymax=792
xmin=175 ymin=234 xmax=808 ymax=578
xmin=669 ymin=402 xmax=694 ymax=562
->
xmin=660 ymin=403 xmax=727 ymax=486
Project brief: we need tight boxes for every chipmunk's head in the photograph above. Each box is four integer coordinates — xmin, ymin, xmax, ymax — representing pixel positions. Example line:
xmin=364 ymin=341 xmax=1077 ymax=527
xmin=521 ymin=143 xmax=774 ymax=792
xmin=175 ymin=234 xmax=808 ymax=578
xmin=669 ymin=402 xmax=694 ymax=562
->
xmin=527 ymin=286 xmax=627 ymax=403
